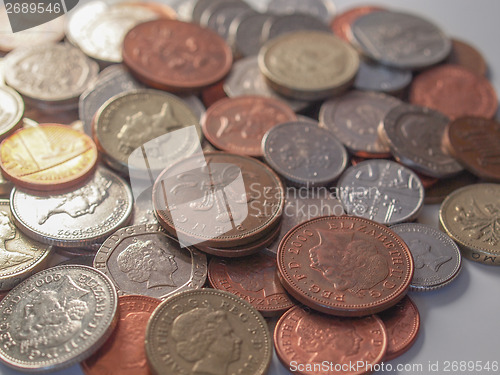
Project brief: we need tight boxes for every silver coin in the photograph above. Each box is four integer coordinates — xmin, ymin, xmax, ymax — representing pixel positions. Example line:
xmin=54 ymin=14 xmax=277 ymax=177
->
xmin=200 ymin=0 xmax=252 ymax=40
xmin=94 ymin=223 xmax=207 ymax=299
xmin=262 ymin=121 xmax=348 ymax=186
xmin=58 ymin=255 xmax=96 ymax=267
xmin=265 ymin=0 xmax=335 ymax=24
xmin=319 ymin=90 xmax=402 ymax=157
xmin=391 ymin=223 xmax=462 ymax=291
xmin=0 ymin=200 xmax=52 ymax=291
xmin=172 ymin=0 xmax=198 ymax=21
xmin=337 ymin=159 xmax=424 ymax=225
xmin=66 ymin=1 xmax=158 ymax=64
xmin=381 ymin=104 xmax=464 ymax=178
xmin=354 ymin=59 xmax=413 ymax=93
xmin=223 ymin=56 xmax=310 ymax=112
xmin=264 ymin=187 xmax=344 ymax=254
xmin=0 ymin=265 xmax=118 ymax=372
xmin=11 ymin=167 xmax=133 ymax=248
xmin=351 ymin=10 xmax=451 ymax=70
xmin=191 ymin=0 xmax=240 ymax=23
xmin=261 ymin=13 xmax=331 ymax=43
xmin=4 ymin=43 xmax=99 ymax=107
xmin=93 ymin=89 xmax=201 ymax=176
xmin=0 ymin=86 xmax=24 ymax=139
xmin=132 ymin=186 xmax=159 ymax=226
xmin=229 ymin=11 xmax=273 ymax=57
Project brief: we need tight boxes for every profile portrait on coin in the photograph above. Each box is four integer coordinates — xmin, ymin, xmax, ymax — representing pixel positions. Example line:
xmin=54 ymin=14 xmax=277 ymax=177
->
xmin=309 ymin=230 xmax=389 ymax=293
xmin=14 ymin=289 xmax=89 ymax=352
xmin=411 ymin=239 xmax=452 ymax=272
xmin=296 ymin=314 xmax=363 ymax=362
xmin=117 ymin=239 xmax=178 ymax=289
xmin=0 ymin=211 xmax=33 ymax=267
xmin=171 ymin=308 xmax=242 ymax=375
xmin=226 ymin=256 xmax=281 ymax=297
xmin=37 ymin=174 xmax=112 ymax=225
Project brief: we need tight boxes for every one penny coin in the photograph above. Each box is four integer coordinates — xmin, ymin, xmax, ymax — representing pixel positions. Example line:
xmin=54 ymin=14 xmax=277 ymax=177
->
xmin=409 ymin=64 xmax=497 ymax=120
xmin=82 ymin=295 xmax=161 ymax=375
xmin=446 ymin=38 xmax=488 ymax=76
xmin=0 ymin=124 xmax=98 ymax=191
xmin=277 ymin=216 xmax=414 ymax=316
xmin=378 ymin=296 xmax=420 ymax=361
xmin=153 ymin=152 xmax=284 ymax=249
xmin=123 ymin=19 xmax=233 ymax=93
xmin=202 ymin=96 xmax=296 ymax=157
xmin=443 ymin=117 xmax=500 ymax=181
xmin=274 ymin=306 xmax=387 ymax=375
xmin=208 ymin=252 xmax=295 ymax=316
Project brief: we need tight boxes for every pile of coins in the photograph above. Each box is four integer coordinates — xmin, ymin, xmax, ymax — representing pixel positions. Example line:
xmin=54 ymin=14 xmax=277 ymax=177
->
xmin=0 ymin=0 xmax=497 ymax=374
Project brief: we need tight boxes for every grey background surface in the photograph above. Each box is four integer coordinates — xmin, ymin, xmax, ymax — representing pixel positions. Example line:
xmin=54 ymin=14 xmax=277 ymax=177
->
xmin=0 ymin=0 xmax=499 ymax=374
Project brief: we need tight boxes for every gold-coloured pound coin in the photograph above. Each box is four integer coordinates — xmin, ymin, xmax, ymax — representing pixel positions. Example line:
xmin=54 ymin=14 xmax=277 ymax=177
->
xmin=0 ymin=123 xmax=98 ymax=191
xmin=439 ymin=183 xmax=500 ymax=266
xmin=258 ymin=30 xmax=359 ymax=100
xmin=145 ymin=289 xmax=272 ymax=375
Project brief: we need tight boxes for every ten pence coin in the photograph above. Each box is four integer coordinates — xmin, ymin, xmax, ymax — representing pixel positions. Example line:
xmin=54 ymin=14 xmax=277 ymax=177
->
xmin=145 ymin=289 xmax=272 ymax=375
xmin=274 ymin=305 xmax=387 ymax=375
xmin=277 ymin=216 xmax=414 ymax=316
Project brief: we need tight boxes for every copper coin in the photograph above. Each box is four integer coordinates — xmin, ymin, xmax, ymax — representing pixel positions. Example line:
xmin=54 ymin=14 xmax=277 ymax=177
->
xmin=153 ymin=152 xmax=284 ymax=248
xmin=0 ymin=124 xmax=97 ymax=191
xmin=122 ymin=19 xmax=233 ymax=93
xmin=446 ymin=38 xmax=488 ymax=76
xmin=274 ymin=306 xmax=387 ymax=375
xmin=378 ymin=296 xmax=420 ymax=361
xmin=201 ymin=80 xmax=228 ymax=108
xmin=195 ymin=218 xmax=281 ymax=257
xmin=443 ymin=117 xmax=500 ymax=181
xmin=202 ymin=96 xmax=297 ymax=157
xmin=277 ymin=216 xmax=414 ymax=317
xmin=208 ymin=252 xmax=295 ymax=316
xmin=330 ymin=5 xmax=384 ymax=42
xmin=409 ymin=64 xmax=497 ymax=120
xmin=82 ymin=295 xmax=161 ymax=375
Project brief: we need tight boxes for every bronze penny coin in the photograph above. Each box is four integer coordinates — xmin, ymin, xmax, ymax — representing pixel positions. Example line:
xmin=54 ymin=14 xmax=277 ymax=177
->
xmin=274 ymin=305 xmax=387 ymax=375
xmin=122 ymin=19 xmax=233 ymax=93
xmin=201 ymin=80 xmax=228 ymax=108
xmin=277 ymin=216 xmax=414 ymax=317
xmin=330 ymin=5 xmax=384 ymax=43
xmin=0 ymin=123 xmax=98 ymax=191
xmin=208 ymin=252 xmax=295 ymax=317
xmin=409 ymin=64 xmax=497 ymax=120
xmin=446 ymin=38 xmax=488 ymax=76
xmin=378 ymin=296 xmax=420 ymax=361
xmin=82 ymin=295 xmax=161 ymax=375
xmin=202 ymin=96 xmax=297 ymax=157
xmin=153 ymin=152 xmax=284 ymax=248
xmin=443 ymin=116 xmax=500 ymax=181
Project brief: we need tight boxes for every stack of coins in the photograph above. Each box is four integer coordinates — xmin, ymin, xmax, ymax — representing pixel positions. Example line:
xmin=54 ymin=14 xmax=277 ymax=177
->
xmin=0 ymin=0 xmax=497 ymax=374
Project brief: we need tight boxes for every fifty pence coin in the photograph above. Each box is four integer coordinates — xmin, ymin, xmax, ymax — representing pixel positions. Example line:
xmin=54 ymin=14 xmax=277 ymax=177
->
xmin=208 ymin=252 xmax=295 ymax=316
xmin=3 ymin=44 xmax=98 ymax=109
xmin=439 ymin=183 xmax=500 ymax=266
xmin=390 ymin=223 xmax=462 ymax=291
xmin=0 ymin=265 xmax=118 ymax=372
xmin=258 ymin=31 xmax=359 ymax=100
xmin=145 ymin=289 xmax=272 ymax=375
xmin=274 ymin=306 xmax=387 ymax=375
xmin=378 ymin=296 xmax=420 ymax=361
xmin=337 ymin=159 xmax=424 ymax=225
xmin=94 ymin=224 xmax=207 ymax=300
xmin=319 ymin=90 xmax=401 ymax=158
xmin=277 ymin=216 xmax=414 ymax=316
xmin=10 ymin=167 xmax=133 ymax=248
xmin=202 ymin=95 xmax=297 ymax=157
xmin=81 ymin=295 xmax=161 ymax=375
xmin=350 ymin=10 xmax=451 ymax=70
xmin=262 ymin=121 xmax=348 ymax=186
xmin=0 ymin=200 xmax=51 ymax=291
xmin=0 ymin=124 xmax=98 ymax=191
xmin=380 ymin=104 xmax=464 ymax=178
xmin=93 ymin=89 xmax=200 ymax=176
